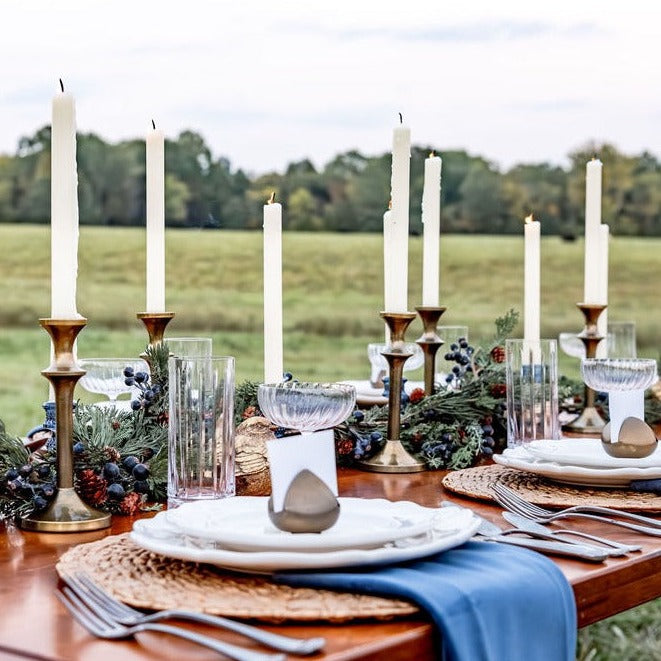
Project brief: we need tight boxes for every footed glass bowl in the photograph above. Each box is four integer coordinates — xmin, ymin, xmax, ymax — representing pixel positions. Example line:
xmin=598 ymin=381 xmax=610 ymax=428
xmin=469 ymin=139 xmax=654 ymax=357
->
xmin=257 ymin=382 xmax=356 ymax=433
xmin=581 ymin=358 xmax=658 ymax=392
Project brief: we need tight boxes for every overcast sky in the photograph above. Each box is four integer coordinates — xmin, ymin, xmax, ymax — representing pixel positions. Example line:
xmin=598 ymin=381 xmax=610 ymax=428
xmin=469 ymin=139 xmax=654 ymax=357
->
xmin=1 ymin=0 xmax=660 ymax=174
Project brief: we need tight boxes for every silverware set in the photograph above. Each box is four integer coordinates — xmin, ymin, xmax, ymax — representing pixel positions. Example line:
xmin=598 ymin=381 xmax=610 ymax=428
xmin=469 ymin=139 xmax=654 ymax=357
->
xmin=492 ymin=483 xmax=661 ymax=537
xmin=57 ymin=572 xmax=325 ymax=659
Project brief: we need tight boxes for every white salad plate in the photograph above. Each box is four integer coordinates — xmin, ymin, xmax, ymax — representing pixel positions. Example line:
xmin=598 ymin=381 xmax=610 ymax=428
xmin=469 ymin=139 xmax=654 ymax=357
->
xmin=131 ymin=505 xmax=478 ymax=572
xmin=494 ymin=446 xmax=661 ymax=487
xmin=164 ymin=497 xmax=440 ymax=552
xmin=526 ymin=438 xmax=661 ymax=469
xmin=340 ymin=380 xmax=424 ymax=406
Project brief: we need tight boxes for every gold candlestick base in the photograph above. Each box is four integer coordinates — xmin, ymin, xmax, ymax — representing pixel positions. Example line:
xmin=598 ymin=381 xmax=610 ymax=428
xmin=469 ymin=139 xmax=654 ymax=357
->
xmin=562 ymin=303 xmax=608 ymax=434
xmin=20 ymin=318 xmax=111 ymax=532
xmin=358 ymin=311 xmax=426 ymax=473
xmin=415 ymin=306 xmax=447 ymax=396
xmin=137 ymin=311 xmax=175 ymax=346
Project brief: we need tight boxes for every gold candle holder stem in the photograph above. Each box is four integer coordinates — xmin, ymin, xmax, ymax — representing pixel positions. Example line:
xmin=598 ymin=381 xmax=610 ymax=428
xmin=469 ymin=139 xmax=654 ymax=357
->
xmin=20 ymin=318 xmax=111 ymax=532
xmin=415 ymin=306 xmax=447 ymax=396
xmin=562 ymin=303 xmax=608 ymax=434
xmin=137 ymin=311 xmax=175 ymax=346
xmin=359 ymin=311 xmax=426 ymax=473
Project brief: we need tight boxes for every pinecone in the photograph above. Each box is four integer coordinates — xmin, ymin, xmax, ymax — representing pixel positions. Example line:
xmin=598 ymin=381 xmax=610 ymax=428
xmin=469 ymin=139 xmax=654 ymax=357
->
xmin=118 ymin=491 xmax=142 ymax=515
xmin=76 ymin=469 xmax=108 ymax=507
xmin=104 ymin=446 xmax=121 ymax=462
xmin=490 ymin=346 xmax=506 ymax=363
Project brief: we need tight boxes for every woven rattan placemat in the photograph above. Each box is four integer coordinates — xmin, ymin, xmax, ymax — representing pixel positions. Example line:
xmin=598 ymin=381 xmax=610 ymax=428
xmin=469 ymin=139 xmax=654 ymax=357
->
xmin=56 ymin=533 xmax=418 ymax=623
xmin=443 ymin=464 xmax=661 ymax=512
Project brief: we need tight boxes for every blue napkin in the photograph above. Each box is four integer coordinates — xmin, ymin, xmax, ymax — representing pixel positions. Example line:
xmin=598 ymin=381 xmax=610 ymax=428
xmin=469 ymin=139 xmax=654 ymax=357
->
xmin=630 ymin=479 xmax=661 ymax=494
xmin=276 ymin=541 xmax=576 ymax=661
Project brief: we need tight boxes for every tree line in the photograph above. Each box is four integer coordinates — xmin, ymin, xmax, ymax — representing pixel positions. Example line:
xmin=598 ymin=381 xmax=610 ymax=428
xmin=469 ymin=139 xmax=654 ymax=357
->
xmin=0 ymin=126 xmax=659 ymax=236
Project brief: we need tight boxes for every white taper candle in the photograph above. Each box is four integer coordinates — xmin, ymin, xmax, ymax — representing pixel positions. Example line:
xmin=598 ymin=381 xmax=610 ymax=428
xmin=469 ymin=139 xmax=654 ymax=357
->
xmin=263 ymin=194 xmax=283 ymax=383
xmin=50 ymin=80 xmax=79 ymax=319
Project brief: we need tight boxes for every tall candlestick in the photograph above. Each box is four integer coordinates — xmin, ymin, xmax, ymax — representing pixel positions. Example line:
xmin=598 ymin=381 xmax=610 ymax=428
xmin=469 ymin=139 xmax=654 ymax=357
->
xmin=421 ymin=152 xmax=442 ymax=306
xmin=523 ymin=214 xmax=540 ymax=360
xmin=389 ymin=116 xmax=411 ymax=313
xmin=50 ymin=80 xmax=79 ymax=319
xmin=595 ymin=224 xmax=610 ymax=358
xmin=263 ymin=194 xmax=283 ymax=383
xmin=583 ymin=158 xmax=602 ymax=304
xmin=146 ymin=121 xmax=165 ymax=313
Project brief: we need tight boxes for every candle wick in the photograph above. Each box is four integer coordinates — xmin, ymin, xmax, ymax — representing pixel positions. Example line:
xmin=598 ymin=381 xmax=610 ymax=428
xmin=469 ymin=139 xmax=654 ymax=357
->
xmin=152 ymin=119 xmax=156 ymax=130
xmin=398 ymin=112 xmax=403 ymax=124
xmin=268 ymin=192 xmax=276 ymax=205
xmin=59 ymin=78 xmax=64 ymax=93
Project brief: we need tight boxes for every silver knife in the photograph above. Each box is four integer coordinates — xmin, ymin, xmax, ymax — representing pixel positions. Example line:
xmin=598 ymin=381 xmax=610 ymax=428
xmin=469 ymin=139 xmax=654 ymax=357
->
xmin=501 ymin=512 xmax=640 ymax=556
xmin=441 ymin=503 xmax=609 ymax=562
xmin=478 ymin=531 xmax=609 ymax=561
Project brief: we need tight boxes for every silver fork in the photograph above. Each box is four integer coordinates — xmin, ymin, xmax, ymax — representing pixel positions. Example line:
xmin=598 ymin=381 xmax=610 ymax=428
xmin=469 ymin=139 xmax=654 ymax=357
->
xmin=493 ymin=483 xmax=661 ymax=528
xmin=492 ymin=483 xmax=661 ymax=537
xmin=57 ymin=586 xmax=285 ymax=661
xmin=64 ymin=573 xmax=324 ymax=656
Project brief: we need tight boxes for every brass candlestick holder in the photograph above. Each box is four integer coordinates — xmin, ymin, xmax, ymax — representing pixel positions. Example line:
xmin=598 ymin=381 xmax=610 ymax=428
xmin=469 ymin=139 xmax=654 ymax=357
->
xmin=359 ymin=311 xmax=426 ymax=473
xmin=20 ymin=319 xmax=111 ymax=532
xmin=562 ymin=303 xmax=608 ymax=434
xmin=415 ymin=306 xmax=447 ymax=395
xmin=137 ymin=311 xmax=175 ymax=346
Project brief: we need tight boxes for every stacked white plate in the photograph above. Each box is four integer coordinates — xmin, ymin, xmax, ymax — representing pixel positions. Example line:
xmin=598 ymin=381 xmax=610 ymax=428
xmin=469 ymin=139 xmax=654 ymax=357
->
xmin=493 ymin=438 xmax=661 ymax=487
xmin=130 ymin=496 xmax=479 ymax=572
xmin=340 ymin=380 xmax=425 ymax=406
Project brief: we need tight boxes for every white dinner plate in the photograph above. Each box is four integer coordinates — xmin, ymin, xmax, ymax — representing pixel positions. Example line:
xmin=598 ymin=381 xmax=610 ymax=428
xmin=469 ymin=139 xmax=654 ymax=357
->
xmin=340 ymin=380 xmax=425 ymax=406
xmin=526 ymin=438 xmax=661 ymax=469
xmin=164 ymin=497 xmax=440 ymax=552
xmin=130 ymin=506 xmax=479 ymax=572
xmin=493 ymin=446 xmax=661 ymax=487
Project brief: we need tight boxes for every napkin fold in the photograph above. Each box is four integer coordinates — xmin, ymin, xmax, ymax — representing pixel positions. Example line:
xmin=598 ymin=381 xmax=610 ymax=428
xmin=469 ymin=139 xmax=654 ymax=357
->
xmin=276 ymin=541 xmax=576 ymax=661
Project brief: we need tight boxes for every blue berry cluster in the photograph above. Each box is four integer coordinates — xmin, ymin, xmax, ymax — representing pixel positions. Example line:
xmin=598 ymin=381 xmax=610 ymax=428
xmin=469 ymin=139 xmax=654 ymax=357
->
xmin=3 ymin=462 xmax=54 ymax=512
xmin=480 ymin=418 xmax=496 ymax=457
xmin=443 ymin=337 xmax=474 ymax=387
xmin=124 ymin=366 xmax=161 ymax=411
xmin=348 ymin=410 xmax=383 ymax=460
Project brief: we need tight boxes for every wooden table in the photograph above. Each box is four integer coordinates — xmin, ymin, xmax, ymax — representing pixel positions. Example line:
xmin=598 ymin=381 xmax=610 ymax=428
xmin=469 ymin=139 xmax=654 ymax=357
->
xmin=1 ymin=468 xmax=659 ymax=661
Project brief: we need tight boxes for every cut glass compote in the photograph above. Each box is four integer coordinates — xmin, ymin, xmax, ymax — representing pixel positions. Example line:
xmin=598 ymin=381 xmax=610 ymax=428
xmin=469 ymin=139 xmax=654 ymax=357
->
xmin=581 ymin=358 xmax=658 ymax=458
xmin=257 ymin=381 xmax=356 ymax=533
xmin=79 ymin=358 xmax=149 ymax=409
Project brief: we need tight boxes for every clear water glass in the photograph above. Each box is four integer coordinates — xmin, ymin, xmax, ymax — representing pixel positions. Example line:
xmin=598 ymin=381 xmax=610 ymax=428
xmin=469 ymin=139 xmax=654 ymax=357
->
xmin=168 ymin=356 xmax=235 ymax=508
xmin=505 ymin=339 xmax=560 ymax=447
xmin=257 ymin=382 xmax=356 ymax=433
xmin=166 ymin=337 xmax=213 ymax=358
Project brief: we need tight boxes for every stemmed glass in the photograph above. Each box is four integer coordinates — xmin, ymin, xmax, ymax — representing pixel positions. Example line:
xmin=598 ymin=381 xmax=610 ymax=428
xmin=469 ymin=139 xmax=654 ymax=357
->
xmin=79 ymin=358 xmax=149 ymax=408
xmin=581 ymin=358 xmax=658 ymax=457
xmin=257 ymin=381 xmax=356 ymax=435
xmin=367 ymin=343 xmax=423 ymax=388
xmin=257 ymin=381 xmax=356 ymax=533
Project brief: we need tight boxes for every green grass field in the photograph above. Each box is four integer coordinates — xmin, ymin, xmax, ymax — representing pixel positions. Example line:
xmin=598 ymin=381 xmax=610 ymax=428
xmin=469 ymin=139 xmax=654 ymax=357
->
xmin=1 ymin=224 xmax=659 ymax=434
xmin=0 ymin=224 xmax=659 ymax=660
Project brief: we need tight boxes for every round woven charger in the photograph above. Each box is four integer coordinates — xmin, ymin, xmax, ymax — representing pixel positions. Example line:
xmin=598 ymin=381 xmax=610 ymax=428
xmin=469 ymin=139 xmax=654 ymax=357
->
xmin=56 ymin=534 xmax=418 ymax=623
xmin=443 ymin=465 xmax=661 ymax=512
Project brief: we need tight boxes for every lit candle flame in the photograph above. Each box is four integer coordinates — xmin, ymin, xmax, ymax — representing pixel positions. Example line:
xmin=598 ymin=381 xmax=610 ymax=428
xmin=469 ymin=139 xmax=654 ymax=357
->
xmin=524 ymin=214 xmax=535 ymax=224
xmin=388 ymin=199 xmax=392 ymax=210
xmin=429 ymin=150 xmax=435 ymax=158
xmin=268 ymin=192 xmax=276 ymax=205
